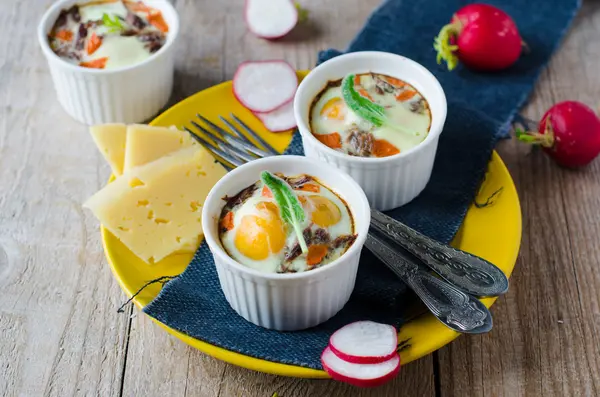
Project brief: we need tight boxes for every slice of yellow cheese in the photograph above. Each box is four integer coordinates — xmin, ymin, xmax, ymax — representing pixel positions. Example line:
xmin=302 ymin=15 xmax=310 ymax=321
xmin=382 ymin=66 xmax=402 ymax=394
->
xmin=89 ymin=124 xmax=127 ymax=176
xmin=83 ymin=146 xmax=227 ymax=264
xmin=124 ymin=125 xmax=200 ymax=254
xmin=123 ymin=125 xmax=196 ymax=172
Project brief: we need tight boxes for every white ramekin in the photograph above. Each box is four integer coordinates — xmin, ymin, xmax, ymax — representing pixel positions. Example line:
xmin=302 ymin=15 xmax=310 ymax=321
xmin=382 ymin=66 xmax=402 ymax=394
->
xmin=202 ymin=155 xmax=371 ymax=331
xmin=294 ymin=51 xmax=447 ymax=211
xmin=38 ymin=0 xmax=179 ymax=125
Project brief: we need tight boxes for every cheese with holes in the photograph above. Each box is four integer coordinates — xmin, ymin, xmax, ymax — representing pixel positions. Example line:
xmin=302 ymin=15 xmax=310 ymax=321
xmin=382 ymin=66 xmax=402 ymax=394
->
xmin=89 ymin=124 xmax=127 ymax=176
xmin=83 ymin=146 xmax=227 ymax=263
xmin=123 ymin=125 xmax=196 ymax=172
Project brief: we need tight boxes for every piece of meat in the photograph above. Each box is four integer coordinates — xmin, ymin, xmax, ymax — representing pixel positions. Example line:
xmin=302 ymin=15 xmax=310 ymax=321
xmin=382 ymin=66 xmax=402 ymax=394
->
xmin=346 ymin=126 xmax=374 ymax=157
xmin=313 ymin=228 xmax=331 ymax=244
xmin=280 ymin=174 xmax=313 ymax=189
xmin=372 ymin=73 xmax=395 ymax=93
xmin=68 ymin=5 xmax=81 ymax=23
xmin=126 ymin=11 xmax=146 ymax=30
xmin=332 ymin=234 xmax=358 ymax=249
xmin=75 ymin=23 xmax=88 ymax=50
xmin=409 ymin=98 xmax=426 ymax=114
xmin=222 ymin=182 xmax=258 ymax=210
xmin=54 ymin=10 xmax=68 ymax=29
xmin=285 ymin=227 xmax=313 ymax=262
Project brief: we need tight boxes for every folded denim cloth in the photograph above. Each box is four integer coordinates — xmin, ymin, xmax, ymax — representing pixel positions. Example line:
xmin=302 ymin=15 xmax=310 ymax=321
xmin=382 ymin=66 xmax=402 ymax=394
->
xmin=144 ymin=0 xmax=580 ymax=369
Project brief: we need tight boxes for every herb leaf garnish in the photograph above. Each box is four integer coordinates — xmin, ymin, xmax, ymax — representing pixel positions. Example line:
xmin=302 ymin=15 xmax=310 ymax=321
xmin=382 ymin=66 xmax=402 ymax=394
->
xmin=102 ymin=13 xmax=124 ymax=33
xmin=260 ymin=171 xmax=308 ymax=254
xmin=341 ymin=74 xmax=415 ymax=136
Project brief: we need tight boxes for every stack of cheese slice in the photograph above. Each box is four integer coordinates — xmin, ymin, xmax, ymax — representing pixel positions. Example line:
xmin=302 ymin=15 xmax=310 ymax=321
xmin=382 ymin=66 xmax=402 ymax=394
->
xmin=84 ymin=124 xmax=227 ymax=264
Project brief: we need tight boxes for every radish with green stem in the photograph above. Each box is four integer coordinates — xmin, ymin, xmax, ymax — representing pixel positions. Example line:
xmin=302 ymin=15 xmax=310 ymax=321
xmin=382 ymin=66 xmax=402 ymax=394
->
xmin=433 ymin=4 xmax=522 ymax=71
xmin=516 ymin=101 xmax=600 ymax=168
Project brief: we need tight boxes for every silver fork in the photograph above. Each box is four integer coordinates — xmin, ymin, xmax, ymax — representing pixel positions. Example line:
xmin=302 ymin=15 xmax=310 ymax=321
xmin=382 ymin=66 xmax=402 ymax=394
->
xmin=185 ymin=113 xmax=507 ymax=334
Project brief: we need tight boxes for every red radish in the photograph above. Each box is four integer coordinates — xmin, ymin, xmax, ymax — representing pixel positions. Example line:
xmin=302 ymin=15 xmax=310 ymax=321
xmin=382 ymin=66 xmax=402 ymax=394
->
xmin=329 ymin=321 xmax=398 ymax=364
xmin=245 ymin=0 xmax=298 ymax=39
xmin=433 ymin=4 xmax=522 ymax=71
xmin=233 ymin=60 xmax=298 ymax=113
xmin=321 ymin=347 xmax=400 ymax=388
xmin=254 ymin=101 xmax=296 ymax=132
xmin=516 ymin=101 xmax=600 ymax=168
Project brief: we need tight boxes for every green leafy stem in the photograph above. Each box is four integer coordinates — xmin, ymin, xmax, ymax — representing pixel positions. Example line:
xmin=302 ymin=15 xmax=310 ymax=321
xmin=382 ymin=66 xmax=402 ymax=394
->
xmin=102 ymin=13 xmax=125 ymax=33
xmin=260 ymin=171 xmax=308 ymax=254
xmin=341 ymin=74 xmax=416 ymax=136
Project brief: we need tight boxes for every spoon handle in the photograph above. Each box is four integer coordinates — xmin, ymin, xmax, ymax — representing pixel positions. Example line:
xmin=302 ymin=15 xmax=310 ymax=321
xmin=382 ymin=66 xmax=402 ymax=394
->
xmin=370 ymin=209 xmax=509 ymax=297
xmin=365 ymin=231 xmax=493 ymax=334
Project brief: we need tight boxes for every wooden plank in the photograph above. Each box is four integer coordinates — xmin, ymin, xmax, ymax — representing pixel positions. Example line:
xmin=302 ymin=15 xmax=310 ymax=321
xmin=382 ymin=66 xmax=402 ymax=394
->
xmin=438 ymin=2 xmax=600 ymax=395
xmin=0 ymin=1 xmax=131 ymax=395
xmin=215 ymin=355 xmax=434 ymax=397
xmin=119 ymin=0 xmax=436 ymax=396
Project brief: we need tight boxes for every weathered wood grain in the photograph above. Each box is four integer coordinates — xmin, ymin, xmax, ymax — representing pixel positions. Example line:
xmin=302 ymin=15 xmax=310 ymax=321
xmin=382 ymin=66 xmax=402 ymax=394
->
xmin=0 ymin=1 xmax=131 ymax=396
xmin=437 ymin=2 xmax=600 ymax=395
xmin=2 ymin=0 xmax=600 ymax=395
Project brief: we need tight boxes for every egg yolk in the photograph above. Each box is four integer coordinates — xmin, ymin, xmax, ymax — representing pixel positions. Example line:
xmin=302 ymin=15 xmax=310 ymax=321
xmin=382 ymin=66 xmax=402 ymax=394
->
xmin=233 ymin=201 xmax=286 ymax=260
xmin=320 ymin=97 xmax=345 ymax=120
xmin=304 ymin=195 xmax=341 ymax=227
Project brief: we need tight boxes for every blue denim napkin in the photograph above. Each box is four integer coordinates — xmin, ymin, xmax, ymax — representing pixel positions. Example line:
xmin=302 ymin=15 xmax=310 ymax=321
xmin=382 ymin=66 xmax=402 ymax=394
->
xmin=143 ymin=0 xmax=580 ymax=370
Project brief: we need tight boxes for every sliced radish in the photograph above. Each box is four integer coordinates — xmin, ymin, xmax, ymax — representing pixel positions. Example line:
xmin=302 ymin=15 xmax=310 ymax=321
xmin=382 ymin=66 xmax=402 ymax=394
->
xmin=254 ymin=101 xmax=296 ymax=132
xmin=233 ymin=60 xmax=298 ymax=113
xmin=321 ymin=347 xmax=401 ymax=388
xmin=329 ymin=321 xmax=398 ymax=364
xmin=245 ymin=0 xmax=298 ymax=39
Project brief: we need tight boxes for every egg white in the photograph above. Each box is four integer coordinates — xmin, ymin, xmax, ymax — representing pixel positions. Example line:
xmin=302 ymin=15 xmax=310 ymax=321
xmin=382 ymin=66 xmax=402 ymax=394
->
xmin=310 ymin=74 xmax=432 ymax=155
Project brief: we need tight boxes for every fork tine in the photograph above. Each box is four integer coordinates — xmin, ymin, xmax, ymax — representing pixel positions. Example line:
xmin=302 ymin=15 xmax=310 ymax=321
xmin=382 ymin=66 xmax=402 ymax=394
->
xmin=191 ymin=120 xmax=224 ymax=142
xmin=184 ymin=127 xmax=244 ymax=168
xmin=230 ymin=113 xmax=279 ymax=155
xmin=197 ymin=115 xmax=232 ymax=140
xmin=218 ymin=115 xmax=255 ymax=146
xmin=196 ymin=114 xmax=272 ymax=158
xmin=188 ymin=123 xmax=257 ymax=164
xmin=221 ymin=133 xmax=271 ymax=158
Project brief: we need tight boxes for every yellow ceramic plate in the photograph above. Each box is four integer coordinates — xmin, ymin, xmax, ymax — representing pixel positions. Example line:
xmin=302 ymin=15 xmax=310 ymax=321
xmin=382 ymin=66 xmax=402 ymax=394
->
xmin=103 ymin=71 xmax=521 ymax=378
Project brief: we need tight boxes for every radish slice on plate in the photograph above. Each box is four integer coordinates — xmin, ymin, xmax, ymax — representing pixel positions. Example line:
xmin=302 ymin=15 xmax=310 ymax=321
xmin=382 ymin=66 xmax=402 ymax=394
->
xmin=321 ymin=347 xmax=401 ymax=388
xmin=233 ymin=60 xmax=298 ymax=113
xmin=254 ymin=101 xmax=296 ymax=132
xmin=329 ymin=321 xmax=398 ymax=364
xmin=245 ymin=0 xmax=298 ymax=39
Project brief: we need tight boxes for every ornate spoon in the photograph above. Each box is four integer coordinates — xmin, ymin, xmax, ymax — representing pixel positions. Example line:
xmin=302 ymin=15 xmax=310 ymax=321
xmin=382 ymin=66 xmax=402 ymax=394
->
xmin=370 ymin=209 xmax=509 ymax=297
xmin=365 ymin=229 xmax=493 ymax=334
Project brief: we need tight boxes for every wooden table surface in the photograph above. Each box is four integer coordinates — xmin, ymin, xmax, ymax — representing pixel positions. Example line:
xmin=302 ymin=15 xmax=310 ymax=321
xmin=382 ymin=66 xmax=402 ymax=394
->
xmin=2 ymin=0 xmax=600 ymax=396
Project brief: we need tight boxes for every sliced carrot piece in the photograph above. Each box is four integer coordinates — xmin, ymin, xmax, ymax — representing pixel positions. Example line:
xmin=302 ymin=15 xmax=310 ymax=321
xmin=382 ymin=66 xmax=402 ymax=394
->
xmin=315 ymin=132 xmax=342 ymax=149
xmin=353 ymin=75 xmax=361 ymax=85
xmin=373 ymin=139 xmax=400 ymax=157
xmin=320 ymin=97 xmax=344 ymax=120
xmin=395 ymin=90 xmax=417 ymax=101
xmin=79 ymin=57 xmax=108 ymax=69
xmin=55 ymin=29 xmax=73 ymax=41
xmin=358 ymin=89 xmax=373 ymax=101
xmin=307 ymin=244 xmax=328 ymax=266
xmin=87 ymin=32 xmax=102 ymax=55
xmin=261 ymin=185 xmax=273 ymax=198
xmin=384 ymin=76 xmax=407 ymax=88
xmin=148 ymin=10 xmax=169 ymax=33
xmin=220 ymin=211 xmax=234 ymax=231
xmin=296 ymin=183 xmax=320 ymax=193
